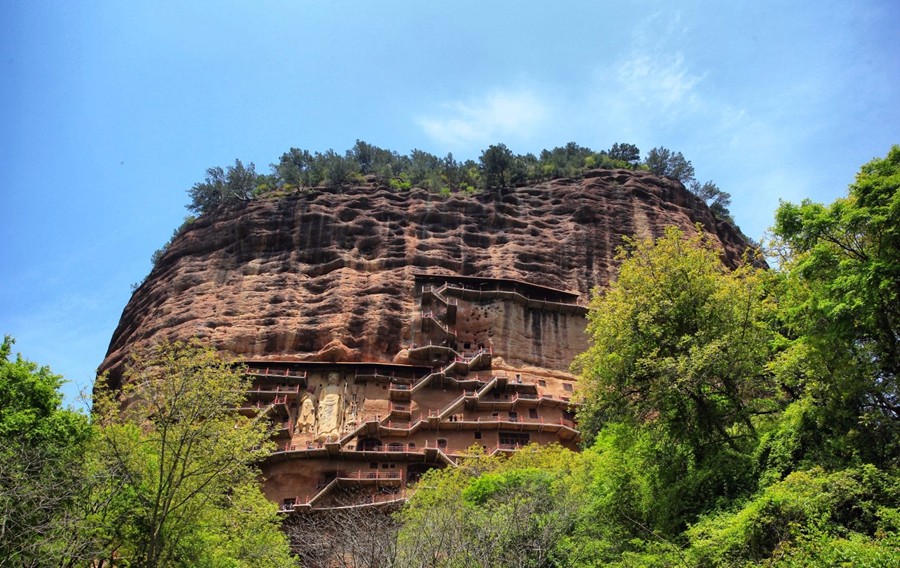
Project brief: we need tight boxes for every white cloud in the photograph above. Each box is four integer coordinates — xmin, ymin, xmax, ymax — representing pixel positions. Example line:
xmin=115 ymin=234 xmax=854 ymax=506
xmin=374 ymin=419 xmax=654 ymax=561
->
xmin=615 ymin=52 xmax=704 ymax=113
xmin=417 ymin=89 xmax=552 ymax=151
xmin=582 ymin=50 xmax=708 ymax=143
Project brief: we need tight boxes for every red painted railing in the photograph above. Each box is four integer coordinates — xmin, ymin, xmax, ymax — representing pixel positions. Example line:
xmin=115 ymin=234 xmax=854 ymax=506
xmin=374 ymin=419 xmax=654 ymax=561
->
xmin=339 ymin=470 xmax=403 ymax=481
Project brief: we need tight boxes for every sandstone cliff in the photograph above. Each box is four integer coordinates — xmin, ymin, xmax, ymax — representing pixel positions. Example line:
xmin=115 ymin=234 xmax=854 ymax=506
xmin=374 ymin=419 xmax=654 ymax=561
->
xmin=100 ymin=169 xmax=754 ymax=382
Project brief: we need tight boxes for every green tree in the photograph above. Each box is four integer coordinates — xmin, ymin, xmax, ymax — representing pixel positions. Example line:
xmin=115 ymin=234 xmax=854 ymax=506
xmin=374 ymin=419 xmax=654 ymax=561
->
xmin=441 ymin=152 xmax=461 ymax=191
xmin=319 ymin=149 xmax=359 ymax=188
xmin=539 ymin=142 xmax=594 ymax=179
xmin=479 ymin=143 xmax=514 ymax=193
xmin=644 ymin=147 xmax=695 ymax=185
xmin=771 ymin=145 xmax=900 ymax=466
xmin=556 ymin=423 xmax=697 ymax=565
xmin=689 ymin=179 xmax=732 ymax=218
xmin=187 ymin=159 xmax=258 ymax=214
xmin=224 ymin=159 xmax=258 ymax=200
xmin=607 ymin=142 xmax=641 ymax=165
xmin=350 ymin=139 xmax=378 ymax=174
xmin=0 ymin=336 xmax=93 ymax=568
xmin=685 ymin=465 xmax=899 ymax=566
xmin=558 ymin=149 xmax=900 ymax=565
xmin=91 ymin=340 xmax=293 ymax=567
xmin=508 ymin=154 xmax=530 ymax=187
xmin=351 ymin=139 xmax=400 ymax=179
xmin=187 ymin=165 xmax=226 ymax=214
xmin=518 ymin=152 xmax=542 ymax=183
xmin=396 ymin=445 xmax=578 ymax=568
xmin=408 ymin=148 xmax=442 ymax=187
xmin=574 ymin=227 xmax=775 ymax=460
xmin=275 ymin=147 xmax=321 ymax=189
xmin=459 ymin=159 xmax=481 ymax=192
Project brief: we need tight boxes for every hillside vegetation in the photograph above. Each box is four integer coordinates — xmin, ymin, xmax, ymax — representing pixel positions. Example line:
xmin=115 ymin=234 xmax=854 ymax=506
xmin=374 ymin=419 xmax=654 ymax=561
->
xmin=148 ymin=141 xmax=737 ymax=273
xmin=185 ymin=141 xmax=729 ymax=215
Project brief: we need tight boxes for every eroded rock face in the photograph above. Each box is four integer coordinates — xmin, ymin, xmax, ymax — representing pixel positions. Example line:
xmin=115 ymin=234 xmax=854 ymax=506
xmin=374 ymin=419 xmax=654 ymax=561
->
xmin=99 ymin=169 xmax=754 ymax=382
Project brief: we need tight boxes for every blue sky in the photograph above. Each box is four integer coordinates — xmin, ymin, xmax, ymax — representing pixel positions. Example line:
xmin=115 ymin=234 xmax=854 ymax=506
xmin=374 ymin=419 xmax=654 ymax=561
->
xmin=2 ymin=1 xmax=898 ymax=405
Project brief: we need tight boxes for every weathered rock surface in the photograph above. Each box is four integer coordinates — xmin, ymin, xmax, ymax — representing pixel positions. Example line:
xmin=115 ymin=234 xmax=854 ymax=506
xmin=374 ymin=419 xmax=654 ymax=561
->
xmin=99 ymin=169 xmax=754 ymax=382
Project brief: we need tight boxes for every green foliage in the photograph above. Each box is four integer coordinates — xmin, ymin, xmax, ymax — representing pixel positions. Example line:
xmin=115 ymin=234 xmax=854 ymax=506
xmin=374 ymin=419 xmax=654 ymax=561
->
xmin=573 ymin=226 xmax=776 ymax=460
xmin=0 ymin=337 xmax=83 ymax=442
xmin=643 ymin=146 xmax=735 ymax=222
xmin=274 ymin=147 xmax=321 ymax=189
xmin=407 ymin=148 xmax=443 ymax=187
xmin=321 ymin=148 xmax=361 ymax=187
xmin=176 ymin=481 xmax=295 ymax=568
xmin=352 ymin=139 xmax=405 ymax=180
xmin=561 ymin=147 xmax=900 ymax=566
xmin=397 ymin=445 xmax=578 ymax=568
xmin=691 ymin=179 xmax=733 ymax=219
xmin=184 ymin=140 xmax=734 ymax=219
xmin=350 ymin=139 xmax=379 ymax=175
xmin=539 ymin=142 xmax=596 ymax=179
xmin=556 ymin=421 xmax=758 ymax=566
xmin=188 ymin=159 xmax=258 ymax=214
xmin=251 ymin=173 xmax=279 ymax=197
xmin=90 ymin=340 xmax=293 ymax=567
xmin=186 ymin=140 xmax=735 ymax=221
xmin=608 ymin=142 xmax=641 ymax=165
xmin=644 ymin=146 xmax=695 ymax=184
xmin=753 ymin=397 xmax=817 ymax=487
xmin=479 ymin=142 xmax=514 ymax=192
xmin=559 ymin=423 xmax=675 ymax=563
xmin=685 ymin=466 xmax=899 ymax=566
xmin=389 ymin=173 xmax=412 ymax=191
xmin=771 ymin=146 xmax=900 ymax=465
xmin=0 ymin=336 xmax=93 ymax=567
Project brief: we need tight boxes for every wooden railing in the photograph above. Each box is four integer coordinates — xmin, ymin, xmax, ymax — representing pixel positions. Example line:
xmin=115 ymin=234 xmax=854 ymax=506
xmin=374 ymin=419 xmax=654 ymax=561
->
xmin=246 ymin=367 xmax=308 ymax=379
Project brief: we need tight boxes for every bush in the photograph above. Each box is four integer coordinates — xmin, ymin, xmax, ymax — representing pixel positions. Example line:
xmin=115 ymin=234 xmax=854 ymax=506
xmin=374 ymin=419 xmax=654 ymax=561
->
xmin=685 ymin=466 xmax=900 ymax=566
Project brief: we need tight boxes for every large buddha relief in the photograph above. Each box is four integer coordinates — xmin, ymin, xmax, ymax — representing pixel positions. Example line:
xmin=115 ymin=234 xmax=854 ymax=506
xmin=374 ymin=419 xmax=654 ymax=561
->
xmin=315 ymin=372 xmax=345 ymax=441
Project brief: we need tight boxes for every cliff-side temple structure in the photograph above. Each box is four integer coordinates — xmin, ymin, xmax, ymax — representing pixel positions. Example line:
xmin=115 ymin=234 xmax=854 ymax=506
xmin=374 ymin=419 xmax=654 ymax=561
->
xmin=99 ymin=169 xmax=756 ymax=513
xmin=252 ymin=273 xmax=586 ymax=510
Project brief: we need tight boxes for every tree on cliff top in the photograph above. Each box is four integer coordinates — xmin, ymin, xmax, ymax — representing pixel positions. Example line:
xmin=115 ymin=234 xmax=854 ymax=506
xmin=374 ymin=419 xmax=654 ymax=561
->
xmin=690 ymin=179 xmax=733 ymax=220
xmin=644 ymin=146 xmax=735 ymax=221
xmin=607 ymin=142 xmax=641 ymax=165
xmin=644 ymin=146 xmax=695 ymax=184
xmin=187 ymin=159 xmax=258 ymax=214
xmin=479 ymin=143 xmax=514 ymax=193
